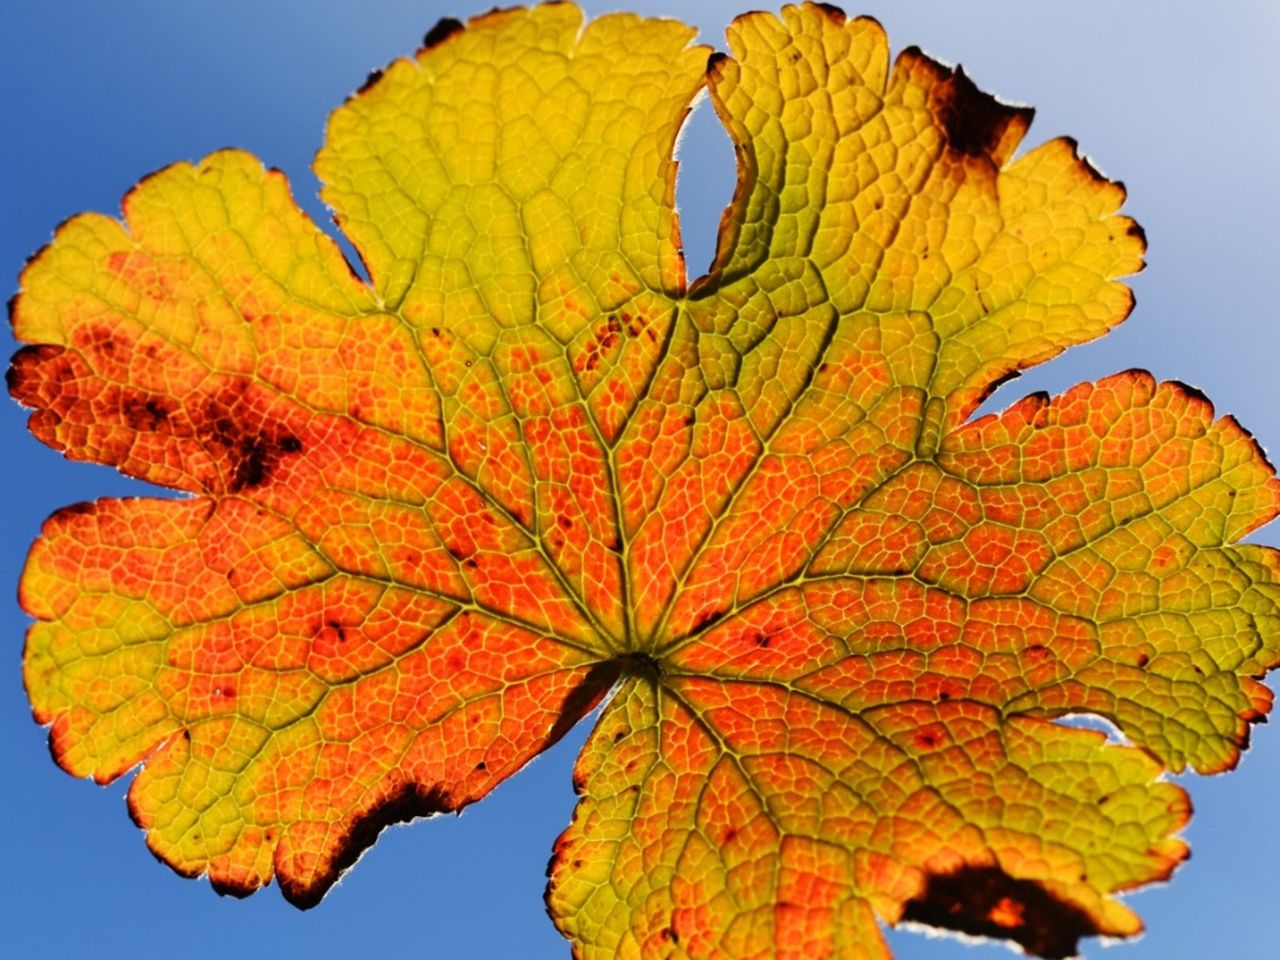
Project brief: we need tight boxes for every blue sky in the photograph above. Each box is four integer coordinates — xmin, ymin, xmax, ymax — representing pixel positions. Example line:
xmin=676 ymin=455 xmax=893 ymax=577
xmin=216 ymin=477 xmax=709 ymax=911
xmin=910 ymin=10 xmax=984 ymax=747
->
xmin=2 ymin=2 xmax=1277 ymax=957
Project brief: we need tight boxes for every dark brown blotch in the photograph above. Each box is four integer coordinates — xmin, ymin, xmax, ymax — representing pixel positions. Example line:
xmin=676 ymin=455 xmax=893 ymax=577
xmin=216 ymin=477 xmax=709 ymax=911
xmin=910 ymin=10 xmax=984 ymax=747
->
xmin=48 ymin=500 xmax=95 ymax=524
xmin=577 ymin=314 xmax=624 ymax=374
xmin=7 ymin=344 xmax=70 ymax=402
xmin=196 ymin=391 xmax=303 ymax=494
xmin=903 ymin=49 xmax=1033 ymax=165
xmin=901 ymin=864 xmax=1101 ymax=960
xmin=422 ymin=17 xmax=464 ymax=50
xmin=228 ymin=432 xmax=300 ymax=493
xmin=811 ymin=2 xmax=847 ymax=22
xmin=278 ymin=783 xmax=454 ymax=910
xmin=122 ymin=395 xmax=175 ymax=432
xmin=938 ymin=66 xmax=1032 ymax=160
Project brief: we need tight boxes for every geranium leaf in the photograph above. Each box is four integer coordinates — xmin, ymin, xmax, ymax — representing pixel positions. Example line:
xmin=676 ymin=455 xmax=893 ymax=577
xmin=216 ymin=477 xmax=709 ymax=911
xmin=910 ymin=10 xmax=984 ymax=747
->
xmin=12 ymin=4 xmax=1279 ymax=957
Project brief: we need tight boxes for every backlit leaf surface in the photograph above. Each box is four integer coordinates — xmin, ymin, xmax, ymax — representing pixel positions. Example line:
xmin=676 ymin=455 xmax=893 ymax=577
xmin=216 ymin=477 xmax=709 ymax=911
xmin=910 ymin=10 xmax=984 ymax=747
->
xmin=12 ymin=4 xmax=1280 ymax=957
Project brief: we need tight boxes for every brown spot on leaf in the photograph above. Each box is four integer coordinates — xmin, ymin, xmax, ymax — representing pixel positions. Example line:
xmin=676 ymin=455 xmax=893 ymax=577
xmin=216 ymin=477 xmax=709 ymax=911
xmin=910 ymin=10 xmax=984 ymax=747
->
xmin=578 ymin=314 xmax=624 ymax=374
xmin=7 ymin=345 xmax=67 ymax=401
xmin=902 ymin=49 xmax=1033 ymax=166
xmin=278 ymin=783 xmax=454 ymax=909
xmin=622 ymin=311 xmax=650 ymax=337
xmin=356 ymin=69 xmax=384 ymax=95
xmin=422 ymin=17 xmax=464 ymax=50
xmin=122 ymin=395 xmax=174 ymax=431
xmin=937 ymin=67 xmax=1032 ymax=161
xmin=901 ymin=864 xmax=1100 ymax=960
xmin=49 ymin=501 xmax=95 ymax=523
xmin=192 ymin=388 xmax=305 ymax=493
xmin=229 ymin=434 xmax=287 ymax=492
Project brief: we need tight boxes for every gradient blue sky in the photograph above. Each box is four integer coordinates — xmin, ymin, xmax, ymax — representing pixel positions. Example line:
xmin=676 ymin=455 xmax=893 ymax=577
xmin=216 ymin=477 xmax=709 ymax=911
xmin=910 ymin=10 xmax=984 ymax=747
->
xmin=3 ymin=3 xmax=1278 ymax=958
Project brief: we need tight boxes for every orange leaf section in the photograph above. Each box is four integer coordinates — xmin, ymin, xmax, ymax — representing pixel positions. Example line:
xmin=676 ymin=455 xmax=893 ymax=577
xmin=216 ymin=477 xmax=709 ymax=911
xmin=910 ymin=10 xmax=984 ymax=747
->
xmin=12 ymin=3 xmax=1280 ymax=958
xmin=24 ymin=497 xmax=598 ymax=903
xmin=551 ymin=373 xmax=1280 ymax=958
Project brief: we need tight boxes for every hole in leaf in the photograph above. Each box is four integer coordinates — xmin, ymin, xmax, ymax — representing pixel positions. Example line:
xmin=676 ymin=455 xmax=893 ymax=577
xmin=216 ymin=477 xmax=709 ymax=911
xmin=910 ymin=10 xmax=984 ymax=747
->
xmin=675 ymin=91 xmax=736 ymax=282
xmin=1055 ymin=711 xmax=1131 ymax=747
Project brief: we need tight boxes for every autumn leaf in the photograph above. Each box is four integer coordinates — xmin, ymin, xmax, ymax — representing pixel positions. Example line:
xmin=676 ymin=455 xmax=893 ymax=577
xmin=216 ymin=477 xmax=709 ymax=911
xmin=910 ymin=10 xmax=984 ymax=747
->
xmin=11 ymin=3 xmax=1280 ymax=958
